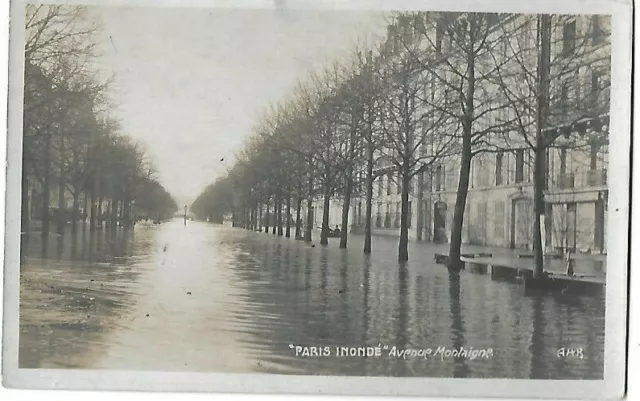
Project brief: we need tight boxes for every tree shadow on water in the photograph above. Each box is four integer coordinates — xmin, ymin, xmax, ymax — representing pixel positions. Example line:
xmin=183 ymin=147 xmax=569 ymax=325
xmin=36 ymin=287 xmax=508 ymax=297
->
xmin=448 ymin=269 xmax=470 ymax=378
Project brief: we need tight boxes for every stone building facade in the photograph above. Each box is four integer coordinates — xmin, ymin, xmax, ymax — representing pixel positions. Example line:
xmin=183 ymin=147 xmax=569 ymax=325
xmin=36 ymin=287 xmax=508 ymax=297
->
xmin=306 ymin=13 xmax=610 ymax=253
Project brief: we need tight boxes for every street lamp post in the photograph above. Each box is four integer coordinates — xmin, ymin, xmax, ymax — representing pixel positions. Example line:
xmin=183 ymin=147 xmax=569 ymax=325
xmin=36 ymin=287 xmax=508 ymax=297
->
xmin=184 ymin=205 xmax=187 ymax=226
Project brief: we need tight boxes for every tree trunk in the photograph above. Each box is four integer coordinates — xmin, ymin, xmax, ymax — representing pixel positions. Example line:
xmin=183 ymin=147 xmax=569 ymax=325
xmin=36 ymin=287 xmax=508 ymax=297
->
xmin=277 ymin=197 xmax=283 ymax=236
xmin=258 ymin=203 xmax=263 ymax=232
xmin=340 ymin=112 xmax=358 ymax=249
xmin=364 ymin=146 xmax=374 ymax=254
xmin=82 ymin=191 xmax=88 ymax=228
xmin=533 ymin=14 xmax=552 ymax=278
xmin=119 ymin=199 xmax=125 ymax=226
xmin=264 ymin=200 xmax=270 ymax=234
xmin=448 ymin=45 xmax=476 ymax=272
xmin=71 ymin=191 xmax=79 ymax=233
xmin=305 ymin=173 xmax=314 ymax=242
xmin=448 ymin=135 xmax=472 ymax=270
xmin=105 ymin=201 xmax=111 ymax=228
xmin=320 ymin=192 xmax=331 ymax=245
xmin=110 ymin=199 xmax=118 ymax=230
xmin=98 ymin=193 xmax=103 ymax=227
xmin=98 ymin=192 xmax=103 ymax=228
xmin=272 ymin=198 xmax=277 ymax=235
xmin=295 ymin=195 xmax=302 ymax=239
xmin=339 ymin=177 xmax=353 ymax=249
xmin=285 ymin=195 xmax=291 ymax=238
xmin=57 ymin=173 xmax=66 ymax=235
xmin=398 ymin=168 xmax=411 ymax=262
xmin=123 ymin=198 xmax=131 ymax=228
xmin=416 ymin=170 xmax=424 ymax=241
xmin=252 ymin=205 xmax=258 ymax=230
xmin=41 ymin=134 xmax=52 ymax=237
xmin=90 ymin=183 xmax=97 ymax=231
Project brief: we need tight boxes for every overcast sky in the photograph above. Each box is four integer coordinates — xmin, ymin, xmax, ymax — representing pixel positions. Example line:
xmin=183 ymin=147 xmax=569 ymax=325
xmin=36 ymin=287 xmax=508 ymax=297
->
xmin=93 ymin=6 xmax=388 ymax=206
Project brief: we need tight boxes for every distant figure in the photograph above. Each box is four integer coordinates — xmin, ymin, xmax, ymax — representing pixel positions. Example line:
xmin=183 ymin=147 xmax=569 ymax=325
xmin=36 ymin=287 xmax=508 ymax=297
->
xmin=333 ymin=225 xmax=341 ymax=234
xmin=565 ymin=251 xmax=575 ymax=277
xmin=163 ymin=244 xmax=168 ymax=252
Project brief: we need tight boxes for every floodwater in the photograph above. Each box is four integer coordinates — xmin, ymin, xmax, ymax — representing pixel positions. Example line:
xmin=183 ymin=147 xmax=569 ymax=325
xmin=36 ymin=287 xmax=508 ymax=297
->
xmin=19 ymin=219 xmax=605 ymax=379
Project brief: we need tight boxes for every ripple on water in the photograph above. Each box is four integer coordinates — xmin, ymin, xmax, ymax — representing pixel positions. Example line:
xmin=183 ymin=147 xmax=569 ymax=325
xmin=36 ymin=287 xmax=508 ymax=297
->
xmin=19 ymin=221 xmax=605 ymax=378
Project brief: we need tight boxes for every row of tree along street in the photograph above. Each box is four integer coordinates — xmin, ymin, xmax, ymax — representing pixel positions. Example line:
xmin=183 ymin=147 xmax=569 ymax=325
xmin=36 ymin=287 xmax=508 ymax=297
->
xmin=192 ymin=11 xmax=610 ymax=275
xmin=21 ymin=5 xmax=178 ymax=247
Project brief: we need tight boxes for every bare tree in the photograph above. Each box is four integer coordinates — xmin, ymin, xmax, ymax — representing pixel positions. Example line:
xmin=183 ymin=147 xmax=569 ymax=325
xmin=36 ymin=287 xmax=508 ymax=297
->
xmin=378 ymin=15 xmax=457 ymax=261
xmin=489 ymin=14 xmax=611 ymax=276
xmin=397 ymin=12 xmax=515 ymax=269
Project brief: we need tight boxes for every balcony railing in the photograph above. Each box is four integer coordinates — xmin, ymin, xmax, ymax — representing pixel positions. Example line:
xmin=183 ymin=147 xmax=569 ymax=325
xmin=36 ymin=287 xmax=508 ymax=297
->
xmin=552 ymin=169 xmax=607 ymax=190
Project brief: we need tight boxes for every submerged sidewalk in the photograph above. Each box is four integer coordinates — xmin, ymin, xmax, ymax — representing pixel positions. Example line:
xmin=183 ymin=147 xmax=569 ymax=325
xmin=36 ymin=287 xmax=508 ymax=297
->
xmin=300 ymin=227 xmax=606 ymax=278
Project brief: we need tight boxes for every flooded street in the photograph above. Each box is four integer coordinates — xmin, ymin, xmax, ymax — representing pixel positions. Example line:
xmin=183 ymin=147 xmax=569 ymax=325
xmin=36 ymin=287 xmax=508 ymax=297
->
xmin=19 ymin=219 xmax=605 ymax=379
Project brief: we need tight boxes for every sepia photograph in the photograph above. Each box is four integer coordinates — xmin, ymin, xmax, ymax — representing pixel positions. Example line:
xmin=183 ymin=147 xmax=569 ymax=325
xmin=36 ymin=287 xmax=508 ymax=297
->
xmin=2 ymin=0 xmax=631 ymax=399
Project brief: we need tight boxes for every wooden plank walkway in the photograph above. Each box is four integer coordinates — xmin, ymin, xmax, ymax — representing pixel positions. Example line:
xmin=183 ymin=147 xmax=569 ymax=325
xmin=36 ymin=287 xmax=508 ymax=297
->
xmin=460 ymin=256 xmax=605 ymax=285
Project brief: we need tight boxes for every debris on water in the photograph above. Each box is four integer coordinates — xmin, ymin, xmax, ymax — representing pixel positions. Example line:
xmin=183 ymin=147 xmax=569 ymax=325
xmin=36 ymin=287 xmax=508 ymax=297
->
xmin=100 ymin=283 xmax=104 ymax=286
xmin=87 ymin=315 xmax=90 ymax=318
xmin=338 ymin=290 xmax=344 ymax=294
xmin=146 ymin=314 xmax=150 ymax=317
xmin=311 ymin=244 xmax=316 ymax=248
xmin=163 ymin=245 xmax=168 ymax=252
xmin=89 ymin=297 xmax=95 ymax=301
xmin=50 ymin=285 xmax=54 ymax=289
xmin=187 ymin=292 xmax=192 ymax=295
xmin=90 ymin=279 xmax=95 ymax=282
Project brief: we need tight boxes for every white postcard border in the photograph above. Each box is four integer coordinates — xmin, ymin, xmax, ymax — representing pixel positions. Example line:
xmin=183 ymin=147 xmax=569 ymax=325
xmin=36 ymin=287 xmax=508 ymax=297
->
xmin=2 ymin=0 xmax=631 ymax=399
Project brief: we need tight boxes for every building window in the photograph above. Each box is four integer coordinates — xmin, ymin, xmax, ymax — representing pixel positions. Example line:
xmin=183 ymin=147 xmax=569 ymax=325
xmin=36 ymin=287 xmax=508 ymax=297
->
xmin=515 ymin=149 xmax=524 ymax=183
xmin=414 ymin=15 xmax=425 ymax=35
xmin=525 ymin=149 xmax=532 ymax=182
xmin=435 ymin=165 xmax=442 ymax=191
xmin=435 ymin=19 xmax=444 ymax=53
xmin=424 ymin=167 xmax=432 ymax=192
xmin=355 ymin=172 xmax=362 ymax=194
xmin=590 ymin=142 xmax=599 ymax=170
xmin=590 ymin=69 xmax=602 ymax=106
xmin=560 ymin=147 xmax=567 ymax=174
xmin=563 ymin=20 xmax=576 ymax=56
xmin=559 ymin=79 xmax=569 ymax=113
xmin=501 ymin=37 xmax=509 ymax=56
xmin=493 ymin=201 xmax=505 ymax=239
xmin=384 ymin=203 xmax=391 ymax=228
xmin=377 ymin=175 xmax=383 ymax=197
xmin=496 ymin=152 xmax=504 ymax=185
xmin=591 ymin=15 xmax=604 ymax=45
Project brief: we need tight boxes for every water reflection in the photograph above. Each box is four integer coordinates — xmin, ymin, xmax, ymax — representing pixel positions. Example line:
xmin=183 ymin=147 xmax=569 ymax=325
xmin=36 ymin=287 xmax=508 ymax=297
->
xmin=19 ymin=221 xmax=605 ymax=379
xmin=225 ymin=227 xmax=604 ymax=379
xmin=448 ymin=270 xmax=469 ymax=378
